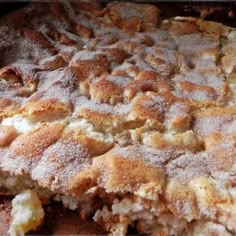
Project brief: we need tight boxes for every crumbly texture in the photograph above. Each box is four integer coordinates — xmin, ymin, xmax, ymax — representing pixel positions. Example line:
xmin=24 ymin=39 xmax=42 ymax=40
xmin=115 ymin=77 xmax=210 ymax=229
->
xmin=0 ymin=1 xmax=236 ymax=235
xmin=9 ymin=190 xmax=44 ymax=236
xmin=0 ymin=197 xmax=107 ymax=235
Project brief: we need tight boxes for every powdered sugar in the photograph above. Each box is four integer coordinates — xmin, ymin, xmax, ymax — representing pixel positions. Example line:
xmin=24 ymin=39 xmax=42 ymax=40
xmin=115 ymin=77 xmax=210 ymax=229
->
xmin=146 ymin=47 xmax=178 ymax=66
xmin=174 ymin=33 xmax=218 ymax=54
xmin=166 ymin=152 xmax=210 ymax=183
xmin=0 ymin=3 xmax=235 ymax=234
xmin=71 ymin=50 xmax=102 ymax=61
xmin=175 ymin=87 xmax=216 ymax=102
xmin=114 ymin=145 xmax=183 ymax=167
xmin=143 ymin=30 xmax=177 ymax=49
xmin=81 ymin=100 xmax=131 ymax=116
xmin=166 ymin=102 xmax=189 ymax=118
xmin=193 ymin=115 xmax=236 ymax=136
xmin=142 ymin=95 xmax=169 ymax=114
xmin=107 ymin=75 xmax=132 ymax=88
xmin=31 ymin=141 xmax=91 ymax=191
xmin=28 ymin=68 xmax=77 ymax=104
xmin=35 ymin=68 xmax=66 ymax=90
xmin=173 ymin=72 xmax=225 ymax=92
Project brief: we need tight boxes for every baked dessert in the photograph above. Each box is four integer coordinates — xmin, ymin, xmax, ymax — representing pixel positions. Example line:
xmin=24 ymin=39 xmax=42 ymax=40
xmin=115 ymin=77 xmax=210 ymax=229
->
xmin=0 ymin=1 xmax=236 ymax=235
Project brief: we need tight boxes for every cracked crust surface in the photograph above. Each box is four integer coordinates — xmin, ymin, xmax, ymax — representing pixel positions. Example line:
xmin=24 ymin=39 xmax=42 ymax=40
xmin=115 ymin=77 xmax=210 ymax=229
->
xmin=0 ymin=1 xmax=236 ymax=235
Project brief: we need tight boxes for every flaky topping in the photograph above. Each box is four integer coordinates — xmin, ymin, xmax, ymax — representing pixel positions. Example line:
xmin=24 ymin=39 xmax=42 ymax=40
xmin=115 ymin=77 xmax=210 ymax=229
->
xmin=0 ymin=2 xmax=236 ymax=235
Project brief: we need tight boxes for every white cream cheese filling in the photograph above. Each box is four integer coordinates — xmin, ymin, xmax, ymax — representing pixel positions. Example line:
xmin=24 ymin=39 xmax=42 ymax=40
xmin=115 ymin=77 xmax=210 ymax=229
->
xmin=2 ymin=115 xmax=38 ymax=134
xmin=9 ymin=189 xmax=44 ymax=236
xmin=67 ymin=118 xmax=114 ymax=144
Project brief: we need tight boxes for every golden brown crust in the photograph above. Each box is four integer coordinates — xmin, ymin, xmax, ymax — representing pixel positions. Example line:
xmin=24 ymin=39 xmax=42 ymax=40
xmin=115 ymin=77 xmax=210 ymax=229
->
xmin=91 ymin=148 xmax=165 ymax=193
xmin=39 ymin=55 xmax=66 ymax=70
xmin=0 ymin=2 xmax=236 ymax=235
xmin=62 ymin=128 xmax=113 ymax=156
xmin=107 ymin=2 xmax=159 ymax=32
xmin=22 ymin=99 xmax=71 ymax=122
xmin=22 ymin=27 xmax=57 ymax=55
xmin=165 ymin=180 xmax=199 ymax=221
xmin=7 ymin=123 xmax=64 ymax=161
xmin=0 ymin=125 xmax=18 ymax=147
xmin=69 ymin=51 xmax=110 ymax=80
xmin=90 ymin=76 xmax=124 ymax=105
xmin=0 ymin=98 xmax=18 ymax=118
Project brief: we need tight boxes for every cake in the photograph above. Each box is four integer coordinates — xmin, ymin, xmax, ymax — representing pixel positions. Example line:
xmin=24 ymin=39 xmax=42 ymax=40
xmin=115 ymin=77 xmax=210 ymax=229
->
xmin=0 ymin=1 xmax=236 ymax=235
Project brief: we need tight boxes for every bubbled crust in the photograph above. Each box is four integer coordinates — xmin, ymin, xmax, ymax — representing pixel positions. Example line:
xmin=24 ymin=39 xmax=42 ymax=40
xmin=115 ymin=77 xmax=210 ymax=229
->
xmin=0 ymin=1 xmax=236 ymax=235
xmin=91 ymin=147 xmax=165 ymax=193
xmin=4 ymin=123 xmax=64 ymax=162
xmin=106 ymin=2 xmax=160 ymax=32
xmin=69 ymin=51 xmax=110 ymax=80
xmin=21 ymin=99 xmax=72 ymax=122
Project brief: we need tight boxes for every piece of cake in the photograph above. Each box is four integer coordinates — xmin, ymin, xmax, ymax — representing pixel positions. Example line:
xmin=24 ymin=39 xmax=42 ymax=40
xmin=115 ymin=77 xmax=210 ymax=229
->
xmin=0 ymin=2 xmax=235 ymax=235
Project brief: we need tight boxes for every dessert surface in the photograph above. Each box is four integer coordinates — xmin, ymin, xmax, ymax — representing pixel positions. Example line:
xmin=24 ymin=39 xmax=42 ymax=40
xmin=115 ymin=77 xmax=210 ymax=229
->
xmin=0 ymin=1 xmax=236 ymax=235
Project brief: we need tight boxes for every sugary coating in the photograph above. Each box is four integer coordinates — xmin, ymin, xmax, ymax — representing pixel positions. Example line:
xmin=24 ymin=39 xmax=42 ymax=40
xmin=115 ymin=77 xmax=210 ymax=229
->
xmin=0 ymin=2 xmax=235 ymax=235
